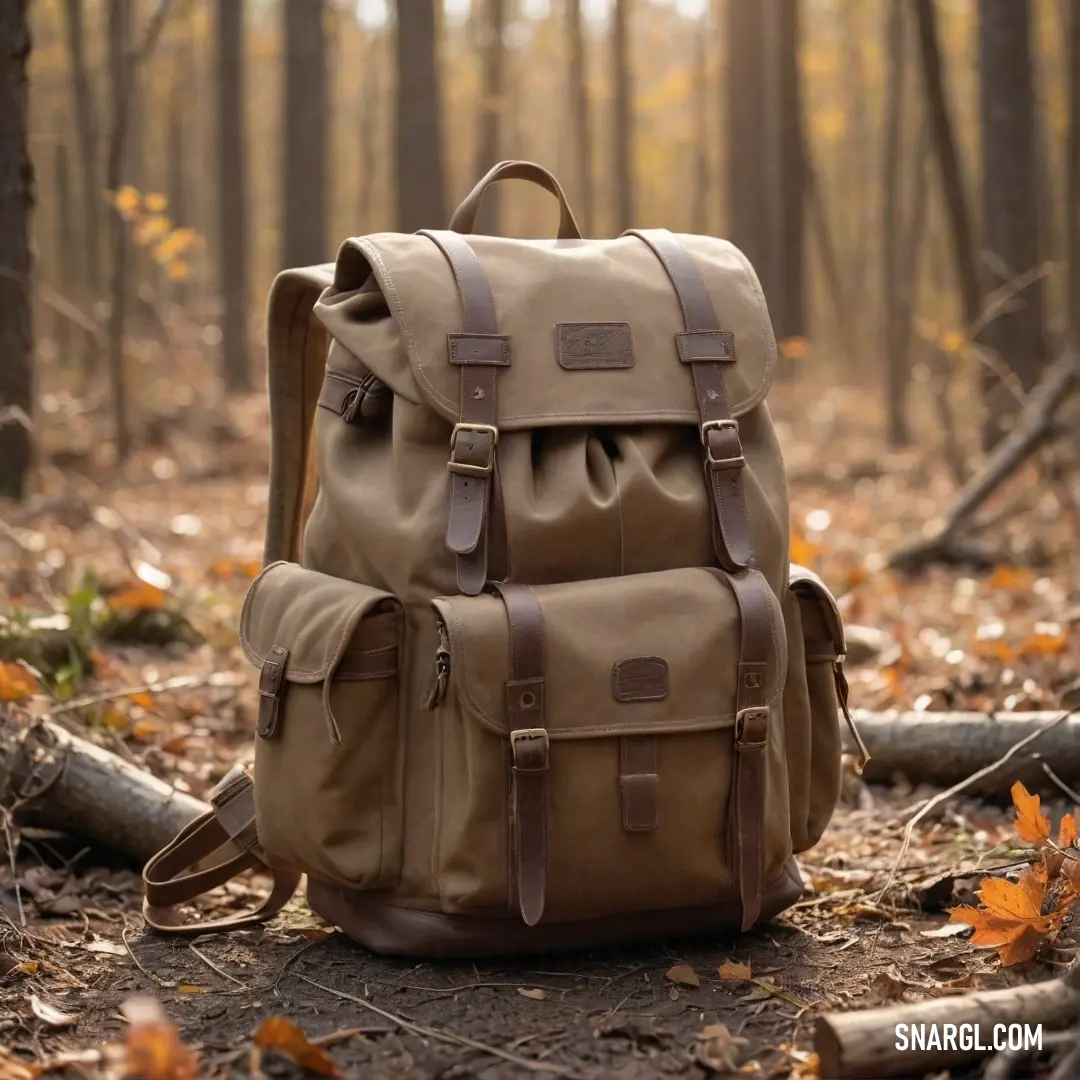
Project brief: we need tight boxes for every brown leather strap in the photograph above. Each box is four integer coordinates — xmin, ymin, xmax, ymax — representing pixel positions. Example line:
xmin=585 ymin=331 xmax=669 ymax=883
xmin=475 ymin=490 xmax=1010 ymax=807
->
xmin=710 ymin=569 xmax=775 ymax=931
xmin=317 ymin=368 xmax=390 ymax=425
xmin=448 ymin=160 xmax=583 ymax=239
xmin=619 ymin=735 xmax=659 ymax=832
xmin=142 ymin=765 xmax=301 ymax=934
xmin=421 ymin=229 xmax=510 ymax=596
xmin=493 ymin=582 xmax=548 ymax=927
xmin=624 ymin=228 xmax=754 ymax=573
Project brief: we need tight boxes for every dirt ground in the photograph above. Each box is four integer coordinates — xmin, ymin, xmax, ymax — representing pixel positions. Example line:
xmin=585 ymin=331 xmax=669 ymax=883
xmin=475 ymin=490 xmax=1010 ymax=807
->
xmin=1 ymin=374 xmax=1078 ymax=1078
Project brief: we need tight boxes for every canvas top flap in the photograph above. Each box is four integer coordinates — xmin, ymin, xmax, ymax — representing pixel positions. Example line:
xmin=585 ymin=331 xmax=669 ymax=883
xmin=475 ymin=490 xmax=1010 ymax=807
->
xmin=313 ymin=232 xmax=778 ymax=430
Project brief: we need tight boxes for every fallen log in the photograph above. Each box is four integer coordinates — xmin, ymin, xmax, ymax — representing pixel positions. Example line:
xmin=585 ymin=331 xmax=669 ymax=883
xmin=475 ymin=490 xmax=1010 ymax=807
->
xmin=842 ymin=710 xmax=1080 ymax=793
xmin=889 ymin=348 xmax=1080 ymax=573
xmin=0 ymin=715 xmax=208 ymax=863
xmin=815 ymin=976 xmax=1078 ymax=1078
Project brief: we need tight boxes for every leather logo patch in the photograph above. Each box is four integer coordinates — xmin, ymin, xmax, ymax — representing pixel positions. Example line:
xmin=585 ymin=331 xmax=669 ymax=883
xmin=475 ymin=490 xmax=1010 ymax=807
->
xmin=555 ymin=323 xmax=634 ymax=369
xmin=613 ymin=656 xmax=669 ymax=702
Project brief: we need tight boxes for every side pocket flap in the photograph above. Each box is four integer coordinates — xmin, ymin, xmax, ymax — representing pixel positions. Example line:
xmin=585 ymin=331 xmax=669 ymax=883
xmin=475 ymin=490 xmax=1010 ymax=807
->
xmin=787 ymin=563 xmax=845 ymax=659
xmin=239 ymin=561 xmax=401 ymax=684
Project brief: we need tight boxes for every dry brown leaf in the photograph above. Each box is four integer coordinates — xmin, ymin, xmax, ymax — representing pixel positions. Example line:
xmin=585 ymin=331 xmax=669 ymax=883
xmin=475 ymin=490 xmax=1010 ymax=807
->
xmin=1060 ymin=813 xmax=1077 ymax=848
xmin=695 ymin=1022 xmax=749 ymax=1072
xmin=1011 ymin=781 xmax=1051 ymax=845
xmin=253 ymin=1017 xmax=341 ymax=1077
xmin=664 ymin=963 xmax=700 ymax=988
xmin=119 ymin=997 xmax=198 ymax=1080
xmin=517 ymin=987 xmax=546 ymax=1000
xmin=789 ymin=1052 xmax=821 ymax=1080
xmin=716 ymin=960 xmax=752 ymax=981
xmin=0 ymin=1050 xmax=38 ymax=1080
xmin=29 ymin=995 xmax=78 ymax=1027
xmin=947 ymin=871 xmax=1058 ymax=966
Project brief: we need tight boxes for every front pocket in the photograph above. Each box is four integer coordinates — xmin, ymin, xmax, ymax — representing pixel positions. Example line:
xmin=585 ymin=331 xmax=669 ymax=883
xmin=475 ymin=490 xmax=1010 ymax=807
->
xmin=427 ymin=567 xmax=790 ymax=928
xmin=781 ymin=563 xmax=869 ymax=852
xmin=240 ymin=561 xmax=405 ymax=890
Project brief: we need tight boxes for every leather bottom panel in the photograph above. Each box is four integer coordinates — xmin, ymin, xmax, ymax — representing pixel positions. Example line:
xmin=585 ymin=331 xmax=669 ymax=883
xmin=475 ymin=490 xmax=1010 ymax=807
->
xmin=305 ymin=857 xmax=804 ymax=959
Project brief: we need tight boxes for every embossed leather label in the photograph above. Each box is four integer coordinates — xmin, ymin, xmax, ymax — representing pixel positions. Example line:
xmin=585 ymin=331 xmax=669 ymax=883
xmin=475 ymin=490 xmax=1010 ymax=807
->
xmin=555 ymin=323 xmax=634 ymax=369
xmin=612 ymin=656 xmax=669 ymax=702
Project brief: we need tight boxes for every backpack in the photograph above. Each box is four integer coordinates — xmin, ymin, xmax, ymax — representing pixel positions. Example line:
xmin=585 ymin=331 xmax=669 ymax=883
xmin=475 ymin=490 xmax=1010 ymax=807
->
xmin=142 ymin=161 xmax=868 ymax=957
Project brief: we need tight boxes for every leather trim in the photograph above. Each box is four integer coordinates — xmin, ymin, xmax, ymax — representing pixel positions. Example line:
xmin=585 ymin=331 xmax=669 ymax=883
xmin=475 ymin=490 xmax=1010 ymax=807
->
xmin=305 ymin=858 xmax=804 ymax=959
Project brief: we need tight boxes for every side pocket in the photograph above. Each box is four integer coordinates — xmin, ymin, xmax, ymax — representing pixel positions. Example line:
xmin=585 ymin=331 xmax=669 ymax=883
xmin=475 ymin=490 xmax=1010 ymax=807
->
xmin=782 ymin=564 xmax=868 ymax=852
xmin=241 ymin=561 xmax=405 ymax=890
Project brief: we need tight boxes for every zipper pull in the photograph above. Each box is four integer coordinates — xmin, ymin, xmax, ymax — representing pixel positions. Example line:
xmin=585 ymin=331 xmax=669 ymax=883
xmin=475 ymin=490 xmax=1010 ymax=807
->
xmin=834 ymin=659 xmax=870 ymax=774
xmin=422 ymin=621 xmax=451 ymax=710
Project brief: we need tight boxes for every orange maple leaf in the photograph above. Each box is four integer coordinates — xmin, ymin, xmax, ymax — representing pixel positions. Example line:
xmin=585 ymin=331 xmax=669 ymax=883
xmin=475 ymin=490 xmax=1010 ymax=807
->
xmin=1060 ymin=813 xmax=1077 ymax=848
xmin=253 ymin=1017 xmax=340 ymax=1078
xmin=1011 ymin=781 xmax=1051 ymax=845
xmin=948 ymin=873 xmax=1057 ymax=967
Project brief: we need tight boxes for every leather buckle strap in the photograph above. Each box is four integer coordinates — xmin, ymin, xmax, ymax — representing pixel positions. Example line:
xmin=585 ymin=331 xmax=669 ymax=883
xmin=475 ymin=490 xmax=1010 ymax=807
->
xmin=623 ymin=228 xmax=755 ymax=573
xmin=421 ymin=230 xmax=509 ymax=596
xmin=735 ymin=706 xmax=769 ymax=750
xmin=448 ymin=422 xmax=499 ymax=477
xmin=494 ymin=583 xmax=549 ymax=927
xmin=256 ymin=646 xmax=288 ymax=739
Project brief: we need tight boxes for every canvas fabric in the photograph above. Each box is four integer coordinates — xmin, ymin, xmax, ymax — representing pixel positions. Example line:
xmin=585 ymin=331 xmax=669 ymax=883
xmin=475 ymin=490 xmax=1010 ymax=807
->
xmin=142 ymin=161 xmax=868 ymax=957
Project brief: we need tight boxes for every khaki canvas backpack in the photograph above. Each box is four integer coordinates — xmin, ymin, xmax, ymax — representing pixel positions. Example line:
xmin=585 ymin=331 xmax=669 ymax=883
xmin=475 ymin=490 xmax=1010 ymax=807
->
xmin=143 ymin=161 xmax=868 ymax=957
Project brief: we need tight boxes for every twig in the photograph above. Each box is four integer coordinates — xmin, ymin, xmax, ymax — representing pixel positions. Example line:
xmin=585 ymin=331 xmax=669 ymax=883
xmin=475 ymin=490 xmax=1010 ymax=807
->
xmin=295 ymin=974 xmax=582 ymax=1077
xmin=45 ymin=675 xmax=209 ymax=717
xmin=189 ymin=944 xmax=250 ymax=990
xmin=309 ymin=1026 xmax=393 ymax=1047
xmin=874 ymin=710 xmax=1074 ymax=904
xmin=122 ymin=925 xmax=174 ymax=989
xmin=1039 ymin=759 xmax=1080 ymax=804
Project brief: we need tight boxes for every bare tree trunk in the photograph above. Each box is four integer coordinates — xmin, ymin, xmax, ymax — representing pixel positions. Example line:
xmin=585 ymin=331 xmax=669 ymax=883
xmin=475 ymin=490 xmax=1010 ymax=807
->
xmin=882 ymin=0 xmax=910 ymax=447
xmin=913 ymin=0 xmax=981 ymax=330
xmin=726 ymin=0 xmax=767 ymax=279
xmin=775 ymin=0 xmax=805 ymax=343
xmin=1067 ymin=0 xmax=1080 ymax=342
xmin=692 ymin=29 xmax=709 ymax=235
xmin=0 ymin=0 xmax=33 ymax=500
xmin=566 ymin=0 xmax=592 ymax=235
xmin=977 ymin=0 xmax=1045 ymax=446
xmin=54 ymin=134 xmax=75 ymax=364
xmin=611 ymin=0 xmax=633 ymax=231
xmin=167 ymin=53 xmax=187 ymax=305
xmin=283 ymin=0 xmax=328 ymax=267
xmin=60 ymin=0 xmax=101 ymax=374
xmin=357 ymin=31 xmax=381 ymax=232
xmin=106 ymin=0 xmax=133 ymax=463
xmin=215 ymin=0 xmax=250 ymax=392
xmin=473 ymin=0 xmax=506 ymax=234
xmin=395 ymin=0 xmax=447 ymax=231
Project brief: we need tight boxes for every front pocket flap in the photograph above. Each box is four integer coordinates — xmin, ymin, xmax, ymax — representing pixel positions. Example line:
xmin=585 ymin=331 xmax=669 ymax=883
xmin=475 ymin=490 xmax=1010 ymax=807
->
xmin=240 ymin=561 xmax=401 ymax=683
xmin=788 ymin=563 xmax=845 ymax=658
xmin=433 ymin=568 xmax=784 ymax=738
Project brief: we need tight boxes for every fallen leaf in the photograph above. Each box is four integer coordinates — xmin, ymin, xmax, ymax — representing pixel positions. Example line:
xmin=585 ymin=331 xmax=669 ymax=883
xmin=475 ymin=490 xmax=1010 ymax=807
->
xmin=664 ymin=963 xmax=700 ymax=988
xmin=84 ymin=939 xmax=127 ymax=956
xmin=0 ymin=1050 xmax=38 ymax=1080
xmin=1060 ymin=814 xmax=1077 ymax=848
xmin=717 ymin=960 xmax=752 ymax=981
xmin=253 ymin=1017 xmax=341 ymax=1078
xmin=979 ymin=875 xmax=1045 ymax=922
xmin=1011 ymin=781 xmax=1051 ymax=845
xmin=30 ymin=995 xmax=79 ymax=1027
xmin=789 ymin=1052 xmax=821 ymax=1080
xmin=177 ymin=985 xmax=205 ymax=995
xmin=696 ymin=1022 xmax=749 ymax=1072
xmin=516 ymin=987 xmax=546 ymax=1000
xmin=919 ymin=922 xmax=971 ymax=938
xmin=0 ymin=662 xmax=38 ymax=702
xmin=123 ymin=1018 xmax=199 ymax=1080
xmin=107 ymin=582 xmax=169 ymax=613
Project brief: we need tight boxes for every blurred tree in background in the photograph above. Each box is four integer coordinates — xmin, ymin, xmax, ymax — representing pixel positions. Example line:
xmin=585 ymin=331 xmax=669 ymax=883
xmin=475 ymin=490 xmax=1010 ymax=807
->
xmin=2 ymin=0 xmax=1079 ymax=491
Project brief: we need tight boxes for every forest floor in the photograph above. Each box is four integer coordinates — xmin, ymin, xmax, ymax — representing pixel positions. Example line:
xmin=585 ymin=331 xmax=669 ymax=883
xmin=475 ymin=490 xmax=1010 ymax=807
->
xmin=1 ymin=373 xmax=1079 ymax=1079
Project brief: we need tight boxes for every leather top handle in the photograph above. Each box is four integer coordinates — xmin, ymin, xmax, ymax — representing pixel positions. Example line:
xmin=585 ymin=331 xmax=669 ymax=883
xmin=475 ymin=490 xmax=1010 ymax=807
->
xmin=448 ymin=160 xmax=584 ymax=240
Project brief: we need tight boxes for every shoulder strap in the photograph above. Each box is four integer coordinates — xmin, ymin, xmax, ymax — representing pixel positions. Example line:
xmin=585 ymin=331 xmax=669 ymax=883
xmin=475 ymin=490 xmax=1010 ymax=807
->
xmin=142 ymin=764 xmax=300 ymax=934
xmin=263 ymin=264 xmax=338 ymax=567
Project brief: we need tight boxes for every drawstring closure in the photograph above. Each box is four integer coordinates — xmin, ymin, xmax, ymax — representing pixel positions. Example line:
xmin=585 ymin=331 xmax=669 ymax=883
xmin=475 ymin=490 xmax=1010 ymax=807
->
xmin=834 ymin=659 xmax=870 ymax=774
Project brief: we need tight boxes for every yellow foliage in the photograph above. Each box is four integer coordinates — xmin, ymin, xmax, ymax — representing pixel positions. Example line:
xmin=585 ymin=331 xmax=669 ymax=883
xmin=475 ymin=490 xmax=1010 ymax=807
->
xmin=134 ymin=214 xmax=173 ymax=246
xmin=144 ymin=192 xmax=169 ymax=213
xmin=779 ymin=336 xmax=809 ymax=361
xmin=154 ymin=228 xmax=199 ymax=262
xmin=938 ymin=331 xmax=967 ymax=354
xmin=810 ymin=106 xmax=847 ymax=141
xmin=636 ymin=66 xmax=692 ymax=113
xmin=109 ymin=185 xmax=142 ymax=220
xmin=166 ymin=259 xmax=190 ymax=282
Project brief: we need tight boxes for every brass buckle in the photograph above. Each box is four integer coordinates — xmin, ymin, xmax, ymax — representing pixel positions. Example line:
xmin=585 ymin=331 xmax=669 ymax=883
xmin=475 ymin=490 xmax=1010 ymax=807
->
xmin=700 ymin=418 xmax=745 ymax=471
xmin=735 ymin=707 xmax=769 ymax=750
xmin=448 ymin=422 xmax=499 ymax=477
xmin=510 ymin=728 xmax=550 ymax=769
